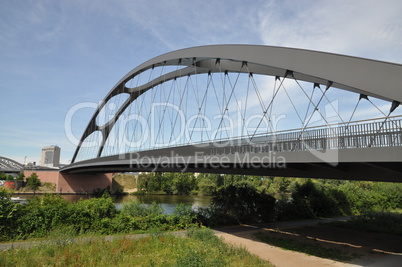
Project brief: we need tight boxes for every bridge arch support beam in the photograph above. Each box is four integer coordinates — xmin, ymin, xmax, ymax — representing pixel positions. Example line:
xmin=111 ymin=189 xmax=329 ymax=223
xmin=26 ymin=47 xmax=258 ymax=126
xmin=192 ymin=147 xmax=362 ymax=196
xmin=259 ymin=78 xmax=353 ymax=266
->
xmin=72 ymin=45 xmax=402 ymax=164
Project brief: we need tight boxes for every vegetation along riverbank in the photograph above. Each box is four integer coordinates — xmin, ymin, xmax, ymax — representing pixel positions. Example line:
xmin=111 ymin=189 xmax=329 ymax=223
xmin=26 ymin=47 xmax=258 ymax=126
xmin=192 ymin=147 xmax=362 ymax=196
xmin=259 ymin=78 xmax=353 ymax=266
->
xmin=1 ymin=173 xmax=401 ymax=265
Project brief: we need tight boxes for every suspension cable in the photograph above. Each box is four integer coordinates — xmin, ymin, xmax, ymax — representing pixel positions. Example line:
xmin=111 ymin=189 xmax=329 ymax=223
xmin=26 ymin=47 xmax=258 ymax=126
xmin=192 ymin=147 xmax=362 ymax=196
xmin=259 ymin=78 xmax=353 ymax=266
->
xmin=169 ymin=75 xmax=190 ymax=145
xmin=242 ymin=72 xmax=251 ymax=138
xmin=213 ymin=71 xmax=242 ymax=141
xmin=154 ymin=74 xmax=175 ymax=146
xmin=189 ymin=72 xmax=212 ymax=142
xmin=213 ymin=60 xmax=231 ymax=140
xmin=295 ymin=80 xmax=335 ymax=141
xmin=248 ymin=70 xmax=288 ymax=141
xmin=280 ymin=78 xmax=304 ymax=124
xmin=302 ymin=83 xmax=318 ymax=124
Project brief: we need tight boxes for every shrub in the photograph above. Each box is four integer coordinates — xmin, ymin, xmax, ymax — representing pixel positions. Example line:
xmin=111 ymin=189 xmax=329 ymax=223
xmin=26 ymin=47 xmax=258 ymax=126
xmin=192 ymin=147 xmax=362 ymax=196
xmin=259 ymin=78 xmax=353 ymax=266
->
xmin=0 ymin=189 xmax=19 ymax=240
xmin=172 ymin=203 xmax=197 ymax=227
xmin=335 ymin=211 xmax=402 ymax=235
xmin=65 ymin=194 xmax=116 ymax=233
xmin=25 ymin=172 xmax=41 ymax=193
xmin=201 ymin=181 xmax=276 ymax=225
xmin=289 ymin=180 xmax=351 ymax=218
xmin=121 ymin=201 xmax=163 ymax=217
xmin=14 ymin=194 xmax=71 ymax=239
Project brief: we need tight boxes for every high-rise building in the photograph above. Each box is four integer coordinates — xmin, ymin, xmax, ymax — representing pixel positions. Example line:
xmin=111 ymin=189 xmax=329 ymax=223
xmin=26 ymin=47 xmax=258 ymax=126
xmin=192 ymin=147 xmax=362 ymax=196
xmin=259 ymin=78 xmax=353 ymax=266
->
xmin=40 ymin=145 xmax=61 ymax=167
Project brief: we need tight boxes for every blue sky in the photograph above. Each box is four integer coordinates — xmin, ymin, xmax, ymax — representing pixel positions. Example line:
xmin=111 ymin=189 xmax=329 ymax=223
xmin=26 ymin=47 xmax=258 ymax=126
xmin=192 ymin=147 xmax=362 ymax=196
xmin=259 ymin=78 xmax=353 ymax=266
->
xmin=1 ymin=0 xmax=402 ymax=164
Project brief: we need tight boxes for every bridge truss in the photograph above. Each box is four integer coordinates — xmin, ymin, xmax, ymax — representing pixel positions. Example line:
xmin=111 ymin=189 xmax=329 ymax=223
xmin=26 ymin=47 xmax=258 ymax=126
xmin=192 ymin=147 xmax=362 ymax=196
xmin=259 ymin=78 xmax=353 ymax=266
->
xmin=0 ymin=156 xmax=23 ymax=173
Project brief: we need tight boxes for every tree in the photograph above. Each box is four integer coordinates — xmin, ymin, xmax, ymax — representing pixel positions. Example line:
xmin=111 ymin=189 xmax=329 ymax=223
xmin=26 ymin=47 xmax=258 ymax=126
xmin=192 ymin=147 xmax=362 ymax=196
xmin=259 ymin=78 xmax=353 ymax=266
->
xmin=197 ymin=178 xmax=217 ymax=195
xmin=0 ymin=172 xmax=7 ymax=180
xmin=197 ymin=173 xmax=224 ymax=189
xmin=16 ymin=172 xmax=25 ymax=181
xmin=161 ymin=173 xmax=174 ymax=194
xmin=26 ymin=173 xmax=41 ymax=194
xmin=136 ymin=173 xmax=148 ymax=191
xmin=146 ymin=172 xmax=163 ymax=192
xmin=172 ymin=173 xmax=196 ymax=195
xmin=0 ymin=173 xmax=15 ymax=181
xmin=207 ymin=181 xmax=276 ymax=224
xmin=290 ymin=179 xmax=346 ymax=218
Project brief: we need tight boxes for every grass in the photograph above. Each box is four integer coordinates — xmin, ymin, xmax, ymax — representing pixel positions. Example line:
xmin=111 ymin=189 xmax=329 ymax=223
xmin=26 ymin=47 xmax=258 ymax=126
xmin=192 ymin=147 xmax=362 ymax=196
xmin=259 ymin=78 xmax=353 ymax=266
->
xmin=328 ymin=211 xmax=402 ymax=236
xmin=253 ymin=232 xmax=358 ymax=262
xmin=1 ymin=229 xmax=273 ymax=267
xmin=112 ymin=174 xmax=137 ymax=193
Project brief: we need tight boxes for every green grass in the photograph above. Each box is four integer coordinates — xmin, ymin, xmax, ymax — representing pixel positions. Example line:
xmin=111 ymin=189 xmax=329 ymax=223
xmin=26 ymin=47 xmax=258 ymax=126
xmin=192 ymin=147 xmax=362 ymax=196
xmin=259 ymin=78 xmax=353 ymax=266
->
xmin=253 ymin=232 xmax=358 ymax=262
xmin=329 ymin=211 xmax=402 ymax=236
xmin=112 ymin=174 xmax=137 ymax=192
xmin=1 ymin=229 xmax=272 ymax=267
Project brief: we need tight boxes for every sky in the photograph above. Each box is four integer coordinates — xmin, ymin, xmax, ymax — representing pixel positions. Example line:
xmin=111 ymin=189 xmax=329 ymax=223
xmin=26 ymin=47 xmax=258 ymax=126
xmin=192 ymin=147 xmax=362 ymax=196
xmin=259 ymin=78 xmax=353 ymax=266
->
xmin=1 ymin=0 xmax=402 ymax=165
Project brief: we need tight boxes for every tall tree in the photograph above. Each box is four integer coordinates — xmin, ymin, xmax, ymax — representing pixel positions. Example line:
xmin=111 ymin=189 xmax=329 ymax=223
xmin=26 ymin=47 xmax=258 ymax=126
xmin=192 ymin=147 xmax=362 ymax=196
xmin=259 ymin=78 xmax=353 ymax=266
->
xmin=26 ymin=173 xmax=41 ymax=194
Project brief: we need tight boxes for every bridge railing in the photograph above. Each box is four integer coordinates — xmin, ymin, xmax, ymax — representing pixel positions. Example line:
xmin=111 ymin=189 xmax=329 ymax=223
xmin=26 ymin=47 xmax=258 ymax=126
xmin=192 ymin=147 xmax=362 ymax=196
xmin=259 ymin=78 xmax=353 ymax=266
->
xmin=206 ymin=115 xmax=402 ymax=154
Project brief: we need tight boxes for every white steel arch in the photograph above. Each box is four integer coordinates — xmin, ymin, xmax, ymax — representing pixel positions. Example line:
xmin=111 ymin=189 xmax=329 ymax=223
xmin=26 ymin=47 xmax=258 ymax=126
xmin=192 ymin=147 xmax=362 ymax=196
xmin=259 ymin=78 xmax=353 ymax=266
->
xmin=72 ymin=45 xmax=402 ymax=163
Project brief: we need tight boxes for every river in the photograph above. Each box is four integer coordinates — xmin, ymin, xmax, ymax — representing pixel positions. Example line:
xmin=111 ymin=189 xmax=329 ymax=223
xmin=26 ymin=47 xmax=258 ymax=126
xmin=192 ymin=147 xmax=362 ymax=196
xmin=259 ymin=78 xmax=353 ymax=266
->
xmin=14 ymin=194 xmax=212 ymax=214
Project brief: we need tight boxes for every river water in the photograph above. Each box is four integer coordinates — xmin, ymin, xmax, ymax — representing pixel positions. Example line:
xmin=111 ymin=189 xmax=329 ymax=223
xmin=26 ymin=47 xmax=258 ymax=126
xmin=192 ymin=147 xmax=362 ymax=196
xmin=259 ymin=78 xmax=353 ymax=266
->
xmin=115 ymin=195 xmax=212 ymax=214
xmin=16 ymin=194 xmax=212 ymax=214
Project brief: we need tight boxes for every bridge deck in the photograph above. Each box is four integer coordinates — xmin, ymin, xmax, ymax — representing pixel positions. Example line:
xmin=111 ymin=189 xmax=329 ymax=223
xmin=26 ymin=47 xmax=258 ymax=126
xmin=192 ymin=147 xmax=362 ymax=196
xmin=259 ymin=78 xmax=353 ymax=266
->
xmin=62 ymin=116 xmax=402 ymax=182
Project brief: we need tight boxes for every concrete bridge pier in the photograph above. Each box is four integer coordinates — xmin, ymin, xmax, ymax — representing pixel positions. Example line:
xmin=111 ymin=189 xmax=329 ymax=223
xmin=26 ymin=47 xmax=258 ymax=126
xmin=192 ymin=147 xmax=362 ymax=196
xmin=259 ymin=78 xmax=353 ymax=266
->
xmin=23 ymin=170 xmax=113 ymax=194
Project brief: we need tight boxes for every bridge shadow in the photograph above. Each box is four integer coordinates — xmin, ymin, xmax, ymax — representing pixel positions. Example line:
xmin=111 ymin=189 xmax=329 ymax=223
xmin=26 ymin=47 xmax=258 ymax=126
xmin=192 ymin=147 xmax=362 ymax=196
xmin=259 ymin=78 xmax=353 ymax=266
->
xmin=213 ymin=217 xmax=402 ymax=264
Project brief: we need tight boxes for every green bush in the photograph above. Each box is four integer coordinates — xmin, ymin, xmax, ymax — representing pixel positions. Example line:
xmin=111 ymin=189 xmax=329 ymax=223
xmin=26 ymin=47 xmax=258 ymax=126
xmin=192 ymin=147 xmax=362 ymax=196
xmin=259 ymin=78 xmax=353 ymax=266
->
xmin=64 ymin=194 xmax=116 ymax=233
xmin=1 ymin=193 xmax=204 ymax=242
xmin=0 ymin=189 xmax=18 ymax=241
xmin=11 ymin=193 xmax=117 ymax=239
xmin=121 ymin=201 xmax=163 ymax=217
xmin=333 ymin=211 xmax=402 ymax=235
xmin=172 ymin=203 xmax=197 ymax=228
xmin=292 ymin=180 xmax=334 ymax=218
xmin=337 ymin=181 xmax=402 ymax=214
xmin=200 ymin=181 xmax=276 ymax=225
xmin=274 ymin=180 xmax=352 ymax=220
xmin=25 ymin=172 xmax=41 ymax=192
xmin=15 ymin=195 xmax=70 ymax=239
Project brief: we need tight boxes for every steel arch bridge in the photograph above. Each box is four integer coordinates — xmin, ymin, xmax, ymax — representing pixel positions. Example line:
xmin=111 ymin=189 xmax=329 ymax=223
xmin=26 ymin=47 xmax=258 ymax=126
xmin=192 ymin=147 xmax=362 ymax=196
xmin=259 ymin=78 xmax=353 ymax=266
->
xmin=62 ymin=45 xmax=402 ymax=182
xmin=0 ymin=156 xmax=23 ymax=173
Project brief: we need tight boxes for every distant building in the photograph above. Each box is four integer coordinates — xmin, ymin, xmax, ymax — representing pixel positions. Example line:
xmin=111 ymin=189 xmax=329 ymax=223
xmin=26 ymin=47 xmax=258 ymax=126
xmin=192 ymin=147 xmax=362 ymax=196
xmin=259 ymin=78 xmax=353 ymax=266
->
xmin=40 ymin=146 xmax=61 ymax=167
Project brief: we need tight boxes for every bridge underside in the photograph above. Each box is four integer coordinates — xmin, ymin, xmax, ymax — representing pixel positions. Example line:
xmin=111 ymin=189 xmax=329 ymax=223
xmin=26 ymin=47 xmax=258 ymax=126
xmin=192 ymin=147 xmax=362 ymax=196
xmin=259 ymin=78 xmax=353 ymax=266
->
xmin=62 ymin=146 xmax=402 ymax=182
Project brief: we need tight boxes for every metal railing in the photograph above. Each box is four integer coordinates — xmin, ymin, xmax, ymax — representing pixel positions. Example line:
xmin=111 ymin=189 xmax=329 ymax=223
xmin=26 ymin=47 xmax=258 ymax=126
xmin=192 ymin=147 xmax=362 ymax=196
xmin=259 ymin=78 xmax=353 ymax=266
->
xmin=207 ymin=116 xmax=402 ymax=154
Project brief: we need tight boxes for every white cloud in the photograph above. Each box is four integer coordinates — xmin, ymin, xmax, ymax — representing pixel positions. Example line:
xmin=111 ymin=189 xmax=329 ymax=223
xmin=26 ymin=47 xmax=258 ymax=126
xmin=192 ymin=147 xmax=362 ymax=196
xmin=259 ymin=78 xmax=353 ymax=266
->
xmin=257 ymin=0 xmax=402 ymax=62
xmin=1 ymin=0 xmax=401 ymax=163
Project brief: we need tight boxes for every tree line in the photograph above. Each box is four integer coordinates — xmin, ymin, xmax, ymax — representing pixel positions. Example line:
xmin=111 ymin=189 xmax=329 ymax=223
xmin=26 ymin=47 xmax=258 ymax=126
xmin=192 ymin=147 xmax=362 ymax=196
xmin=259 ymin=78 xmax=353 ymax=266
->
xmin=133 ymin=172 xmax=297 ymax=195
xmin=1 ymin=172 xmax=401 ymax=242
xmin=129 ymin=172 xmax=402 ymax=224
xmin=0 ymin=172 xmax=41 ymax=192
xmin=129 ymin=172 xmax=402 ymax=211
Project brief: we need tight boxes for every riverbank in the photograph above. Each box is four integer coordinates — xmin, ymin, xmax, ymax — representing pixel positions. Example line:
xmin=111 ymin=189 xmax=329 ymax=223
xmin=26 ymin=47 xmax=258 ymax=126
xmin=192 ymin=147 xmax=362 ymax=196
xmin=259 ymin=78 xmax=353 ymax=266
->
xmin=0 ymin=229 xmax=272 ymax=266
xmin=2 ymin=217 xmax=400 ymax=266
xmin=12 ymin=192 xmax=90 ymax=195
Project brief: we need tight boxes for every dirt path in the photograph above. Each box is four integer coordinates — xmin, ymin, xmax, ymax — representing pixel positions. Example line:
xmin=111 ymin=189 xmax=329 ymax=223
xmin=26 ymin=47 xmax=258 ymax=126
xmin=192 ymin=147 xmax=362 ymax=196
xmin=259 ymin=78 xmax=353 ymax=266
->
xmin=215 ymin=229 xmax=356 ymax=267
xmin=213 ymin=217 xmax=402 ymax=267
